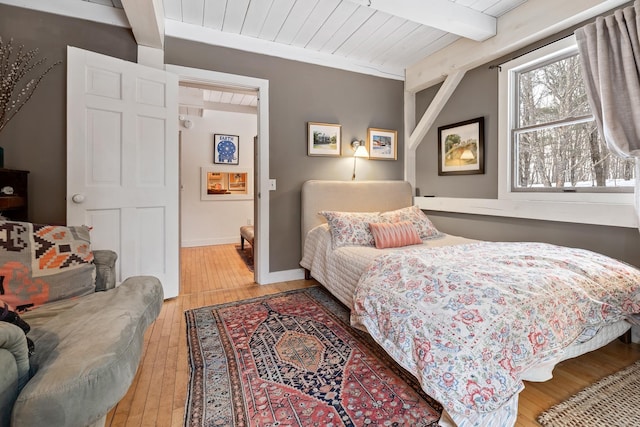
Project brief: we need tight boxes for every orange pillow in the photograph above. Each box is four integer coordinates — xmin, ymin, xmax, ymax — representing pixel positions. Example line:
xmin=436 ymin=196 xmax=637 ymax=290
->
xmin=369 ymin=221 xmax=422 ymax=249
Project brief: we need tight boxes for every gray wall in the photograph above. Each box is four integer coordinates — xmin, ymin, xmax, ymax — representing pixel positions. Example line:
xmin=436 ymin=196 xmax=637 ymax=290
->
xmin=0 ymin=4 xmax=405 ymax=273
xmin=165 ymin=38 xmax=405 ymax=271
xmin=0 ymin=5 xmax=137 ymax=224
xmin=414 ymin=11 xmax=640 ymax=268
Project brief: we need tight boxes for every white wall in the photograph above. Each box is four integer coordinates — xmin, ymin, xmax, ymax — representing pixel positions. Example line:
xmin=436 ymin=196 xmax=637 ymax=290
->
xmin=180 ymin=109 xmax=257 ymax=247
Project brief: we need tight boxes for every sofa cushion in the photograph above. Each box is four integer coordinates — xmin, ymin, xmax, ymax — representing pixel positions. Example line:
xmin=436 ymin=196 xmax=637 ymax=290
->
xmin=13 ymin=276 xmax=163 ymax=427
xmin=0 ymin=319 xmax=31 ymax=427
xmin=0 ymin=221 xmax=95 ymax=311
xmin=0 ymin=347 xmax=19 ymax=427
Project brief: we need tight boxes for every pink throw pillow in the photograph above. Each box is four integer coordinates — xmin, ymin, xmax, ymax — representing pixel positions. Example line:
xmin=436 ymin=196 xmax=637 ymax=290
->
xmin=369 ymin=221 xmax=422 ymax=249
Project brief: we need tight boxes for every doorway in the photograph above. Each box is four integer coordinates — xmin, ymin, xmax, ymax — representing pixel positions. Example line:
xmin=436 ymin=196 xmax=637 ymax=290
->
xmin=166 ymin=65 xmax=270 ymax=286
xmin=178 ymin=81 xmax=257 ymax=286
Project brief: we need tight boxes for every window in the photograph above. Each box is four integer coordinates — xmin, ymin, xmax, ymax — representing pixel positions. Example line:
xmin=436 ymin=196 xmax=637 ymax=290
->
xmin=503 ymin=37 xmax=634 ymax=195
xmin=419 ymin=36 xmax=636 ymax=228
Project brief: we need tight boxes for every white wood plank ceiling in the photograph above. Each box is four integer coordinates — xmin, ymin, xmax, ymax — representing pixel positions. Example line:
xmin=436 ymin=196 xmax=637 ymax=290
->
xmin=10 ymin=0 xmax=627 ymax=88
xmin=178 ymin=83 xmax=258 ymax=115
xmin=162 ymin=0 xmax=528 ymax=79
xmin=12 ymin=0 xmax=625 ymax=105
xmin=71 ymin=0 xmax=527 ymax=80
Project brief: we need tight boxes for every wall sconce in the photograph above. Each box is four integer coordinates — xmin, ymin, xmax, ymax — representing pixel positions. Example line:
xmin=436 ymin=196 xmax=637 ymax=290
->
xmin=351 ymin=139 xmax=369 ymax=180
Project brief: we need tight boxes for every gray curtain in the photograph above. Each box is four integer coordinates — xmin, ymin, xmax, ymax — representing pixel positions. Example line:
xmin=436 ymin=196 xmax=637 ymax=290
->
xmin=575 ymin=1 xmax=640 ymax=230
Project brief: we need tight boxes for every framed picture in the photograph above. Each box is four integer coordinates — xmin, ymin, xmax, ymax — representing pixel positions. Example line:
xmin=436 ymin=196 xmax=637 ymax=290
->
xmin=228 ymin=173 xmax=247 ymax=192
xmin=308 ymin=122 xmax=341 ymax=157
xmin=214 ymin=134 xmax=239 ymax=165
xmin=201 ymin=167 xmax=253 ymax=201
xmin=367 ymin=128 xmax=397 ymax=160
xmin=438 ymin=117 xmax=484 ymax=175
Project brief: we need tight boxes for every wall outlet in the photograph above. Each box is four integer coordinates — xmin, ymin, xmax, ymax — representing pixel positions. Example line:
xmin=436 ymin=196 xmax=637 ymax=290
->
xmin=247 ymin=219 xmax=252 ymax=225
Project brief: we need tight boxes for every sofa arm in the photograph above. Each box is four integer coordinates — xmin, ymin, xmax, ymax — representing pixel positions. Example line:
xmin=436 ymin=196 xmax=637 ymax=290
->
xmin=0 ymin=322 xmax=30 ymax=390
xmin=93 ymin=249 xmax=118 ymax=292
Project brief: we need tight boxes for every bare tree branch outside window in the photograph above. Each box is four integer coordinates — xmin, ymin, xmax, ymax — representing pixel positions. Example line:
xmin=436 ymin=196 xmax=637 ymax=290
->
xmin=513 ymin=53 xmax=634 ymax=191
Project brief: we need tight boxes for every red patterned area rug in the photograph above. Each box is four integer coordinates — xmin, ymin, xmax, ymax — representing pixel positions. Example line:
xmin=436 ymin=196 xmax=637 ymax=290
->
xmin=184 ymin=286 xmax=442 ymax=426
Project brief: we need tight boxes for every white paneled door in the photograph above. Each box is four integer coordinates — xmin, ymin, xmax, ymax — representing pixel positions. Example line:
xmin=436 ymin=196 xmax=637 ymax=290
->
xmin=67 ymin=47 xmax=179 ymax=299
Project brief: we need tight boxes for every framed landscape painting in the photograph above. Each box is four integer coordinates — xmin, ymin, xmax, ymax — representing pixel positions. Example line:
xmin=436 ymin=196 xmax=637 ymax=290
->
xmin=367 ymin=128 xmax=397 ymax=160
xmin=308 ymin=122 xmax=341 ymax=157
xmin=438 ymin=117 xmax=484 ymax=175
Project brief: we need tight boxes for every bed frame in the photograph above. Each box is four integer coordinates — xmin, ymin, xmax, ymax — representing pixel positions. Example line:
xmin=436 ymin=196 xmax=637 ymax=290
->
xmin=301 ymin=180 xmax=413 ymax=255
xmin=300 ymin=179 xmax=632 ymax=426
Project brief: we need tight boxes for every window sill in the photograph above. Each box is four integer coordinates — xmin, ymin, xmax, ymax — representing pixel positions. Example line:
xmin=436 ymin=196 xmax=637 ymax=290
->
xmin=414 ymin=196 xmax=637 ymax=228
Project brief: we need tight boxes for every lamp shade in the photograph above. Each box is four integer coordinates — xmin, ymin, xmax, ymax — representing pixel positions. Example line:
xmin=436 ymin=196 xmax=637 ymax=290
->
xmin=354 ymin=145 xmax=369 ymax=158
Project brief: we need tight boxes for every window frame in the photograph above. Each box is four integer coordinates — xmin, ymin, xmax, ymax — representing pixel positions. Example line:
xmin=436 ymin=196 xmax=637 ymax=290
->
xmin=498 ymin=35 xmax=634 ymax=206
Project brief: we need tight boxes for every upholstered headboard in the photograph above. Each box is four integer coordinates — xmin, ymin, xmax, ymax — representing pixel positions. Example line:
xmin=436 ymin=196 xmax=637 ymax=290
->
xmin=301 ymin=180 xmax=413 ymax=253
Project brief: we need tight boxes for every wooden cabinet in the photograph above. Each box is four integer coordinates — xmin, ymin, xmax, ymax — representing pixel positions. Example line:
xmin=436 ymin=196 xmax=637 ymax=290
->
xmin=0 ymin=168 xmax=29 ymax=221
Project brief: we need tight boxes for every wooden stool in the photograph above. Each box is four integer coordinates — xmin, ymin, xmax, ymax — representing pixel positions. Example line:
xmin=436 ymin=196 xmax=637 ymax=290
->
xmin=240 ymin=225 xmax=254 ymax=256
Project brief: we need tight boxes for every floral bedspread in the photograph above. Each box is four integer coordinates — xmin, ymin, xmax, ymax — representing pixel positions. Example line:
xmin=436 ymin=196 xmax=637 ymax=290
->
xmin=351 ymin=242 xmax=640 ymax=418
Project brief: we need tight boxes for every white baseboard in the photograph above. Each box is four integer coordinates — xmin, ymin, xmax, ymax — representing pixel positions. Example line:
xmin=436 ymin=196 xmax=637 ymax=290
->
xmin=181 ymin=237 xmax=240 ymax=247
xmin=260 ymin=268 xmax=305 ymax=285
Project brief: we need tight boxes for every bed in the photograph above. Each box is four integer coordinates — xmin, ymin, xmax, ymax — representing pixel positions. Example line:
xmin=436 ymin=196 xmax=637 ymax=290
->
xmin=299 ymin=179 xmax=640 ymax=427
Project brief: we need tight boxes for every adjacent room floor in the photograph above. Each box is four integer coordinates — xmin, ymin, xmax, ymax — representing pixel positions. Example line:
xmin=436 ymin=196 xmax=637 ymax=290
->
xmin=106 ymin=244 xmax=640 ymax=427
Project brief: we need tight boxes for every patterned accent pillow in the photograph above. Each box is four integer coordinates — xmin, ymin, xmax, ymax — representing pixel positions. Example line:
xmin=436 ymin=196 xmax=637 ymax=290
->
xmin=380 ymin=205 xmax=441 ymax=240
xmin=0 ymin=221 xmax=95 ymax=311
xmin=369 ymin=221 xmax=422 ymax=249
xmin=319 ymin=211 xmax=382 ymax=248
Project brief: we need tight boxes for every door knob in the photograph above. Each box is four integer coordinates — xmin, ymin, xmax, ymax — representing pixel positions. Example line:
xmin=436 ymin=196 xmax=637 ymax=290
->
xmin=71 ymin=194 xmax=85 ymax=203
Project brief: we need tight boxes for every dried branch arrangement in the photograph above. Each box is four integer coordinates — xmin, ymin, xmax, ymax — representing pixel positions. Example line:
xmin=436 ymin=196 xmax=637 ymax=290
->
xmin=0 ymin=37 xmax=61 ymax=133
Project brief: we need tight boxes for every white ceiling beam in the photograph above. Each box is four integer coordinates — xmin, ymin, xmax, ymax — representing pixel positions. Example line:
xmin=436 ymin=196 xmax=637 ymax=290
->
xmin=180 ymin=82 xmax=258 ymax=97
xmin=0 ymin=0 xmax=129 ymax=27
xmin=202 ymin=101 xmax=258 ymax=115
xmin=351 ymin=0 xmax=496 ymax=42
xmin=164 ymin=20 xmax=405 ymax=80
xmin=405 ymin=0 xmax=630 ymax=93
xmin=408 ymin=70 xmax=466 ymax=151
xmin=121 ymin=0 xmax=164 ymax=48
xmin=404 ymin=90 xmax=416 ymax=189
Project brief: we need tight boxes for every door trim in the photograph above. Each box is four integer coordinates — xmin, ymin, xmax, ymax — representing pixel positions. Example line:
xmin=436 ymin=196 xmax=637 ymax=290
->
xmin=165 ymin=65 xmax=270 ymax=284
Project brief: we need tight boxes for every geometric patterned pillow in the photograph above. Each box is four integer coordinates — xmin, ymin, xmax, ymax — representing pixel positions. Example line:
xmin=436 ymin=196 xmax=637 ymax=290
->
xmin=319 ymin=211 xmax=382 ymax=249
xmin=0 ymin=221 xmax=95 ymax=311
xmin=380 ymin=205 xmax=442 ymax=240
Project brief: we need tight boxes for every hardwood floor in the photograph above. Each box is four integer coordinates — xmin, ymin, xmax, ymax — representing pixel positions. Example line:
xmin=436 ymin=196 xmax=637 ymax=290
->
xmin=106 ymin=244 xmax=640 ymax=426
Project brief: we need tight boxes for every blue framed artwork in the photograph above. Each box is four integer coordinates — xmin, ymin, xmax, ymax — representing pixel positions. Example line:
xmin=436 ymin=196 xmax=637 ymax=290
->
xmin=214 ymin=134 xmax=239 ymax=165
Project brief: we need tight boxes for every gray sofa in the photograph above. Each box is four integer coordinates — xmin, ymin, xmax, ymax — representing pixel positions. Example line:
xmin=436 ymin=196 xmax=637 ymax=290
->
xmin=0 ymin=249 xmax=164 ymax=427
